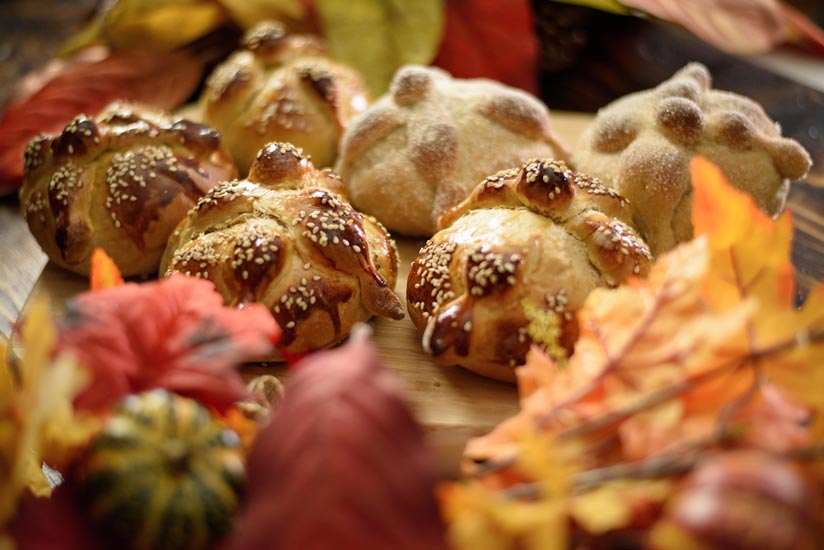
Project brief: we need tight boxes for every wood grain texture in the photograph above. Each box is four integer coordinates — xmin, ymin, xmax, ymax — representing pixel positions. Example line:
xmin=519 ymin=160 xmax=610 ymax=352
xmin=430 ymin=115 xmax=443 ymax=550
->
xmin=0 ymin=199 xmax=46 ymax=336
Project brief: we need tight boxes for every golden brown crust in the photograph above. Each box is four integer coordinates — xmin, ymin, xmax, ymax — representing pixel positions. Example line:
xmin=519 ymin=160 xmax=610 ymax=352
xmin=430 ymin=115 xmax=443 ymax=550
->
xmin=19 ymin=102 xmax=237 ymax=277
xmin=335 ymin=65 xmax=571 ymax=237
xmin=201 ymin=21 xmax=370 ymax=174
xmin=407 ymin=159 xmax=652 ymax=382
xmin=161 ymin=143 xmax=403 ymax=357
xmin=574 ymin=62 xmax=812 ymax=255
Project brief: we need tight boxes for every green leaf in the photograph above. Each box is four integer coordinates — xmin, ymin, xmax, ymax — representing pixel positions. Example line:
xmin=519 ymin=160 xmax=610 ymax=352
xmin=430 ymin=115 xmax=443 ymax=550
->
xmin=316 ymin=0 xmax=445 ymax=96
xmin=551 ymin=0 xmax=630 ymax=16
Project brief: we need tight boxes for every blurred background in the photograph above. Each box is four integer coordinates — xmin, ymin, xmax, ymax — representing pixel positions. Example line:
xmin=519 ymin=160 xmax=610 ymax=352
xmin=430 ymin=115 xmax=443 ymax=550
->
xmin=1 ymin=0 xmax=823 ymax=332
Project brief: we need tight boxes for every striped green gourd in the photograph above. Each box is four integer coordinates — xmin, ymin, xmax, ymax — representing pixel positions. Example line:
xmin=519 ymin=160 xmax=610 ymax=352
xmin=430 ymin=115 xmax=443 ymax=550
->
xmin=79 ymin=389 xmax=245 ymax=550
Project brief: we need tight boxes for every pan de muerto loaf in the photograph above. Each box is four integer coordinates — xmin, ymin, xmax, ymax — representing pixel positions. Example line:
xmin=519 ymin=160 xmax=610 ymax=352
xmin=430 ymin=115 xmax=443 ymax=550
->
xmin=20 ymin=101 xmax=237 ymax=277
xmin=335 ymin=65 xmax=570 ymax=236
xmin=574 ymin=63 xmax=811 ymax=255
xmin=202 ymin=21 xmax=370 ymax=174
xmin=407 ymin=158 xmax=652 ymax=382
xmin=161 ymin=143 xmax=403 ymax=357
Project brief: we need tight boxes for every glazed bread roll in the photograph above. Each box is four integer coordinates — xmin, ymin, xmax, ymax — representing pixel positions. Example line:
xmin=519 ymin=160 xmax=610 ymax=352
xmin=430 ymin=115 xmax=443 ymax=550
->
xmin=20 ymin=102 xmax=237 ymax=277
xmin=407 ymin=159 xmax=652 ymax=382
xmin=161 ymin=143 xmax=404 ymax=357
xmin=574 ymin=63 xmax=812 ymax=255
xmin=335 ymin=65 xmax=570 ymax=237
xmin=202 ymin=21 xmax=370 ymax=174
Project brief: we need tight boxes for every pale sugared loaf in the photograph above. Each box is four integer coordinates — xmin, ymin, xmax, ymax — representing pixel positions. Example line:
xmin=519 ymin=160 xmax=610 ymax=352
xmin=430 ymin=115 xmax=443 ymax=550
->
xmin=20 ymin=101 xmax=237 ymax=277
xmin=202 ymin=21 xmax=370 ymax=174
xmin=161 ymin=143 xmax=403 ymax=357
xmin=574 ymin=63 xmax=812 ymax=255
xmin=407 ymin=159 xmax=652 ymax=382
xmin=336 ymin=65 xmax=570 ymax=237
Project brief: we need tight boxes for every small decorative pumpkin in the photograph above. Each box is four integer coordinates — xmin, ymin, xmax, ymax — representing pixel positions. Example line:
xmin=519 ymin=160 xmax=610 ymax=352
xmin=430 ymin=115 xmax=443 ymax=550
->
xmin=78 ymin=389 xmax=245 ymax=550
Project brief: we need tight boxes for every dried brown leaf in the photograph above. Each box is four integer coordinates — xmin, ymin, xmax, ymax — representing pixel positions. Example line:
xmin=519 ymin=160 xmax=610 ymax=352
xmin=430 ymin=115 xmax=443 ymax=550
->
xmin=621 ymin=0 xmax=787 ymax=53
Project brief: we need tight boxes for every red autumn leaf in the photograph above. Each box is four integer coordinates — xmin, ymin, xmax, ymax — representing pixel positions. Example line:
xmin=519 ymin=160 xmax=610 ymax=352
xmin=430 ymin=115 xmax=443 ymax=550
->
xmin=227 ymin=330 xmax=446 ymax=550
xmin=10 ymin=481 xmax=105 ymax=550
xmin=0 ymin=47 xmax=204 ymax=195
xmin=432 ymin=0 xmax=540 ymax=94
xmin=782 ymin=3 xmax=824 ymax=55
xmin=58 ymin=274 xmax=280 ymax=413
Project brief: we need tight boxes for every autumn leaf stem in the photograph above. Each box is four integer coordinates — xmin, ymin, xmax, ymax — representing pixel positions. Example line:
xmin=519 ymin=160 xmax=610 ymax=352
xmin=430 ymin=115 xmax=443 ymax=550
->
xmin=715 ymin=364 xmax=763 ymax=430
xmin=500 ymin=451 xmax=701 ymax=501
xmin=783 ymin=442 xmax=824 ymax=462
xmin=729 ymin=247 xmax=758 ymax=352
xmin=748 ymin=328 xmax=824 ymax=362
xmin=557 ymin=359 xmax=745 ymax=442
xmin=537 ymin=285 xmax=683 ymax=431
xmin=572 ymin=451 xmax=700 ymax=494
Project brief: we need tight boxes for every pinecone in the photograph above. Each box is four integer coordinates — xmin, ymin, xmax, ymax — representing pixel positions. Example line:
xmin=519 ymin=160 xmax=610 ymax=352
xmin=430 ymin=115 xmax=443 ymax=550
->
xmin=532 ymin=1 xmax=598 ymax=73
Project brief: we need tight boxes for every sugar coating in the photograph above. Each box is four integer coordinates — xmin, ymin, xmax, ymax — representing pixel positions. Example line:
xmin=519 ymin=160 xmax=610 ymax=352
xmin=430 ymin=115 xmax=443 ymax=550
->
xmin=574 ymin=62 xmax=812 ymax=255
xmin=335 ymin=65 xmax=571 ymax=237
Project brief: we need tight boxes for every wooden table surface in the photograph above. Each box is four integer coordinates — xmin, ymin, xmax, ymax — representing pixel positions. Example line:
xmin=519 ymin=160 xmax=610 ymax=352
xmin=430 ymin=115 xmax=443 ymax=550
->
xmin=2 ymin=10 xmax=824 ymax=338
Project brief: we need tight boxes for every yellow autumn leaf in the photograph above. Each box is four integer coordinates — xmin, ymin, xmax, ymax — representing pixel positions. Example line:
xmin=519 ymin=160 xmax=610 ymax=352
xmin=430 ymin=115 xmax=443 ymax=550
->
xmin=515 ymin=431 xmax=578 ymax=497
xmin=0 ymin=300 xmax=100 ymax=536
xmin=439 ymin=481 xmax=567 ymax=550
xmin=316 ymin=0 xmax=444 ymax=95
xmin=648 ymin=520 xmax=713 ymax=550
xmin=446 ymin=157 xmax=823 ymax=548
xmin=217 ymin=0 xmax=305 ymax=29
xmin=690 ymin=157 xmax=824 ymax=433
xmin=35 ymin=355 xmax=100 ymax=473
xmin=61 ymin=0 xmax=227 ymax=56
xmin=692 ymin=157 xmax=796 ymax=346
xmin=439 ymin=483 xmax=519 ymax=550
xmin=758 ymin=284 xmax=824 ymax=427
xmin=571 ymin=480 xmax=672 ymax=535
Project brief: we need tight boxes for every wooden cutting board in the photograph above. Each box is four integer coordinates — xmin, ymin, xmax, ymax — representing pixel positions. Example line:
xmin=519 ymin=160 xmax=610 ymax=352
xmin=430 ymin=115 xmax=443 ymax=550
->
xmin=14 ymin=110 xmax=824 ymax=474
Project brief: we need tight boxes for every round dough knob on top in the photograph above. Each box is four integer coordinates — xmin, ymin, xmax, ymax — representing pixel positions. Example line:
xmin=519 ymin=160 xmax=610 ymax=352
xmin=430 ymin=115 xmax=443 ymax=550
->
xmin=335 ymin=65 xmax=571 ymax=237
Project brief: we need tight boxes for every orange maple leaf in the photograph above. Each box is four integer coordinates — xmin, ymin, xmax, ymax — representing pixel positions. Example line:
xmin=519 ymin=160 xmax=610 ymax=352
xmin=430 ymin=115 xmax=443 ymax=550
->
xmin=691 ymin=157 xmax=824 ymax=434
xmin=464 ymin=238 xmax=754 ymax=468
xmin=89 ymin=248 xmax=124 ymax=291
xmin=446 ymin=157 xmax=824 ymax=548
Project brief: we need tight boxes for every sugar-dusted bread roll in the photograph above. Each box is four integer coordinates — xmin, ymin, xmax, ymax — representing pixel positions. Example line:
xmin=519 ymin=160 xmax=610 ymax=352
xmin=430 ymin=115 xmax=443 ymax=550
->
xmin=574 ymin=63 xmax=812 ymax=255
xmin=161 ymin=143 xmax=404 ymax=357
xmin=202 ymin=21 xmax=370 ymax=174
xmin=20 ymin=102 xmax=237 ymax=277
xmin=407 ymin=159 xmax=652 ymax=382
xmin=335 ymin=65 xmax=570 ymax=237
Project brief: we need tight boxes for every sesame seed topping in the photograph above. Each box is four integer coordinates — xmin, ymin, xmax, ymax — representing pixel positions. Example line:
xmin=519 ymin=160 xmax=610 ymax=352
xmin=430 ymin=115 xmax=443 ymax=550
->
xmin=410 ymin=240 xmax=458 ymax=314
